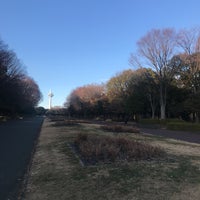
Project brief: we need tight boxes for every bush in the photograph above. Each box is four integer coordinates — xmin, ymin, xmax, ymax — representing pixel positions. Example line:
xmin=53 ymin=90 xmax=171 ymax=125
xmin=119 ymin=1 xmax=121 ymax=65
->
xmin=48 ymin=116 xmax=65 ymax=122
xmin=167 ymin=122 xmax=200 ymax=132
xmin=0 ymin=116 xmax=8 ymax=122
xmin=139 ymin=118 xmax=184 ymax=124
xmin=74 ymin=133 xmax=165 ymax=165
xmin=52 ymin=120 xmax=78 ymax=127
xmin=101 ymin=125 xmax=140 ymax=133
xmin=139 ymin=119 xmax=161 ymax=125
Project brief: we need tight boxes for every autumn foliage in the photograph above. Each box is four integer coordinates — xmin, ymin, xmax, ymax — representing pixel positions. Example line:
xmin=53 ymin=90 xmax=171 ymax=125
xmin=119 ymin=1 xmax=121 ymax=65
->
xmin=65 ymin=27 xmax=200 ymax=122
xmin=65 ymin=84 xmax=108 ymax=118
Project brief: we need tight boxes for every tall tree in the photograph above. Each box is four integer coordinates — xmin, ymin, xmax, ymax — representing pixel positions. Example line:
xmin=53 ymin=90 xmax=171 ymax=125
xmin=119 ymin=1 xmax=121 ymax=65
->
xmin=65 ymin=84 xmax=106 ymax=118
xmin=131 ymin=68 xmax=159 ymax=119
xmin=0 ymin=38 xmax=42 ymax=114
xmin=19 ymin=76 xmax=42 ymax=111
xmin=0 ymin=40 xmax=25 ymax=113
xmin=132 ymin=28 xmax=177 ymax=119
xmin=106 ymin=69 xmax=135 ymax=117
xmin=176 ymin=28 xmax=200 ymax=122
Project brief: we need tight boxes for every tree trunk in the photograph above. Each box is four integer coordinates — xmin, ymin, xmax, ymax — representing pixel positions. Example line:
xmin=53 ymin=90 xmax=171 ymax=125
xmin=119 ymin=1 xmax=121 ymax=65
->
xmin=195 ymin=112 xmax=199 ymax=123
xmin=152 ymin=109 xmax=155 ymax=119
xmin=149 ymin=94 xmax=156 ymax=119
xmin=160 ymin=103 xmax=166 ymax=120
xmin=151 ymin=101 xmax=156 ymax=119
xmin=160 ymin=83 xmax=166 ymax=120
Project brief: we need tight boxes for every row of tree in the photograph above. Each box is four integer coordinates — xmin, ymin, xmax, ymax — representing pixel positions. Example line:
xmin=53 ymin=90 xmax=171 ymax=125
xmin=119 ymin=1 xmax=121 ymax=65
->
xmin=0 ymin=39 xmax=42 ymax=115
xmin=65 ymin=27 xmax=200 ymax=122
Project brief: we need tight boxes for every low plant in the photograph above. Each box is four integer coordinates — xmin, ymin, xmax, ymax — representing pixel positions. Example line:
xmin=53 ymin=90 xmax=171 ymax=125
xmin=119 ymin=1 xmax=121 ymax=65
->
xmin=74 ymin=133 xmax=165 ymax=165
xmin=52 ymin=120 xmax=78 ymax=127
xmin=101 ymin=125 xmax=139 ymax=133
xmin=167 ymin=122 xmax=200 ymax=132
xmin=139 ymin=118 xmax=162 ymax=124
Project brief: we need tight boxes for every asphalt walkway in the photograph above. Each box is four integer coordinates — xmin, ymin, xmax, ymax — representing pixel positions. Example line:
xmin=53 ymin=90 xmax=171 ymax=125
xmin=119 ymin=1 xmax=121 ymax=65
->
xmin=140 ymin=128 xmax=200 ymax=144
xmin=0 ymin=117 xmax=44 ymax=200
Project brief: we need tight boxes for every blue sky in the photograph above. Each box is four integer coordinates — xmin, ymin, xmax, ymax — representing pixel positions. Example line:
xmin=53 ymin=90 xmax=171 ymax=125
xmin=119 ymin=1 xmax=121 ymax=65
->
xmin=0 ymin=0 xmax=200 ymax=108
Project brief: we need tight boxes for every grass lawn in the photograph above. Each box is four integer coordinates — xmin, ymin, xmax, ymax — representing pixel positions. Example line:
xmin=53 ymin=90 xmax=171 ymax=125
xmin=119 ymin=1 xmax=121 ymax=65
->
xmin=139 ymin=118 xmax=200 ymax=132
xmin=24 ymin=118 xmax=200 ymax=200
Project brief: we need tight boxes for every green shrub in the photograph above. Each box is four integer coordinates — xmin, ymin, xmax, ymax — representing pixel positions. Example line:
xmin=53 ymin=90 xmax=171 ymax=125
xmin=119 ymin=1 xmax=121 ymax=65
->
xmin=140 ymin=118 xmax=183 ymax=125
xmin=166 ymin=118 xmax=184 ymax=123
xmin=167 ymin=122 xmax=200 ymax=132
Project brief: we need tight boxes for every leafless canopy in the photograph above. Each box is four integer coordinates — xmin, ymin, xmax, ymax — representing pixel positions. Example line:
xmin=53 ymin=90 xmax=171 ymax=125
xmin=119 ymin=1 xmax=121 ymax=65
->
xmin=137 ymin=28 xmax=177 ymax=77
xmin=176 ymin=27 xmax=200 ymax=54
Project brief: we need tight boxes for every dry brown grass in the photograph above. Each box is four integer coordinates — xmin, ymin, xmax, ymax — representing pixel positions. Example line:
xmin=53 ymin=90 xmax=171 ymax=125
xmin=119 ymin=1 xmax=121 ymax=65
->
xmin=51 ymin=120 xmax=78 ymax=127
xmin=101 ymin=124 xmax=140 ymax=133
xmin=74 ymin=133 xmax=164 ymax=165
xmin=24 ymin=118 xmax=200 ymax=200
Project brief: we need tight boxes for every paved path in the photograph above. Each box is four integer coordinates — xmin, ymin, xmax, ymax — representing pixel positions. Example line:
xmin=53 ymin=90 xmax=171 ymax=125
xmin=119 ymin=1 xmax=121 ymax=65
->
xmin=140 ymin=128 xmax=200 ymax=144
xmin=0 ymin=116 xmax=44 ymax=200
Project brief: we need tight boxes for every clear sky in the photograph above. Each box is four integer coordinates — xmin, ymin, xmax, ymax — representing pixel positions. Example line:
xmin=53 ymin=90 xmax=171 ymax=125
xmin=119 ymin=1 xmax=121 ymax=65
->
xmin=0 ymin=0 xmax=200 ymax=108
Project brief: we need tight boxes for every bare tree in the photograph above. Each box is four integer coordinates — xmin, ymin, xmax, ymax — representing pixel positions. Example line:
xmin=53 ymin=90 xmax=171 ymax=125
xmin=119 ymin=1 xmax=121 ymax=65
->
xmin=177 ymin=27 xmax=200 ymax=54
xmin=176 ymin=27 xmax=200 ymax=122
xmin=132 ymin=28 xmax=177 ymax=119
xmin=0 ymin=38 xmax=42 ymax=114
